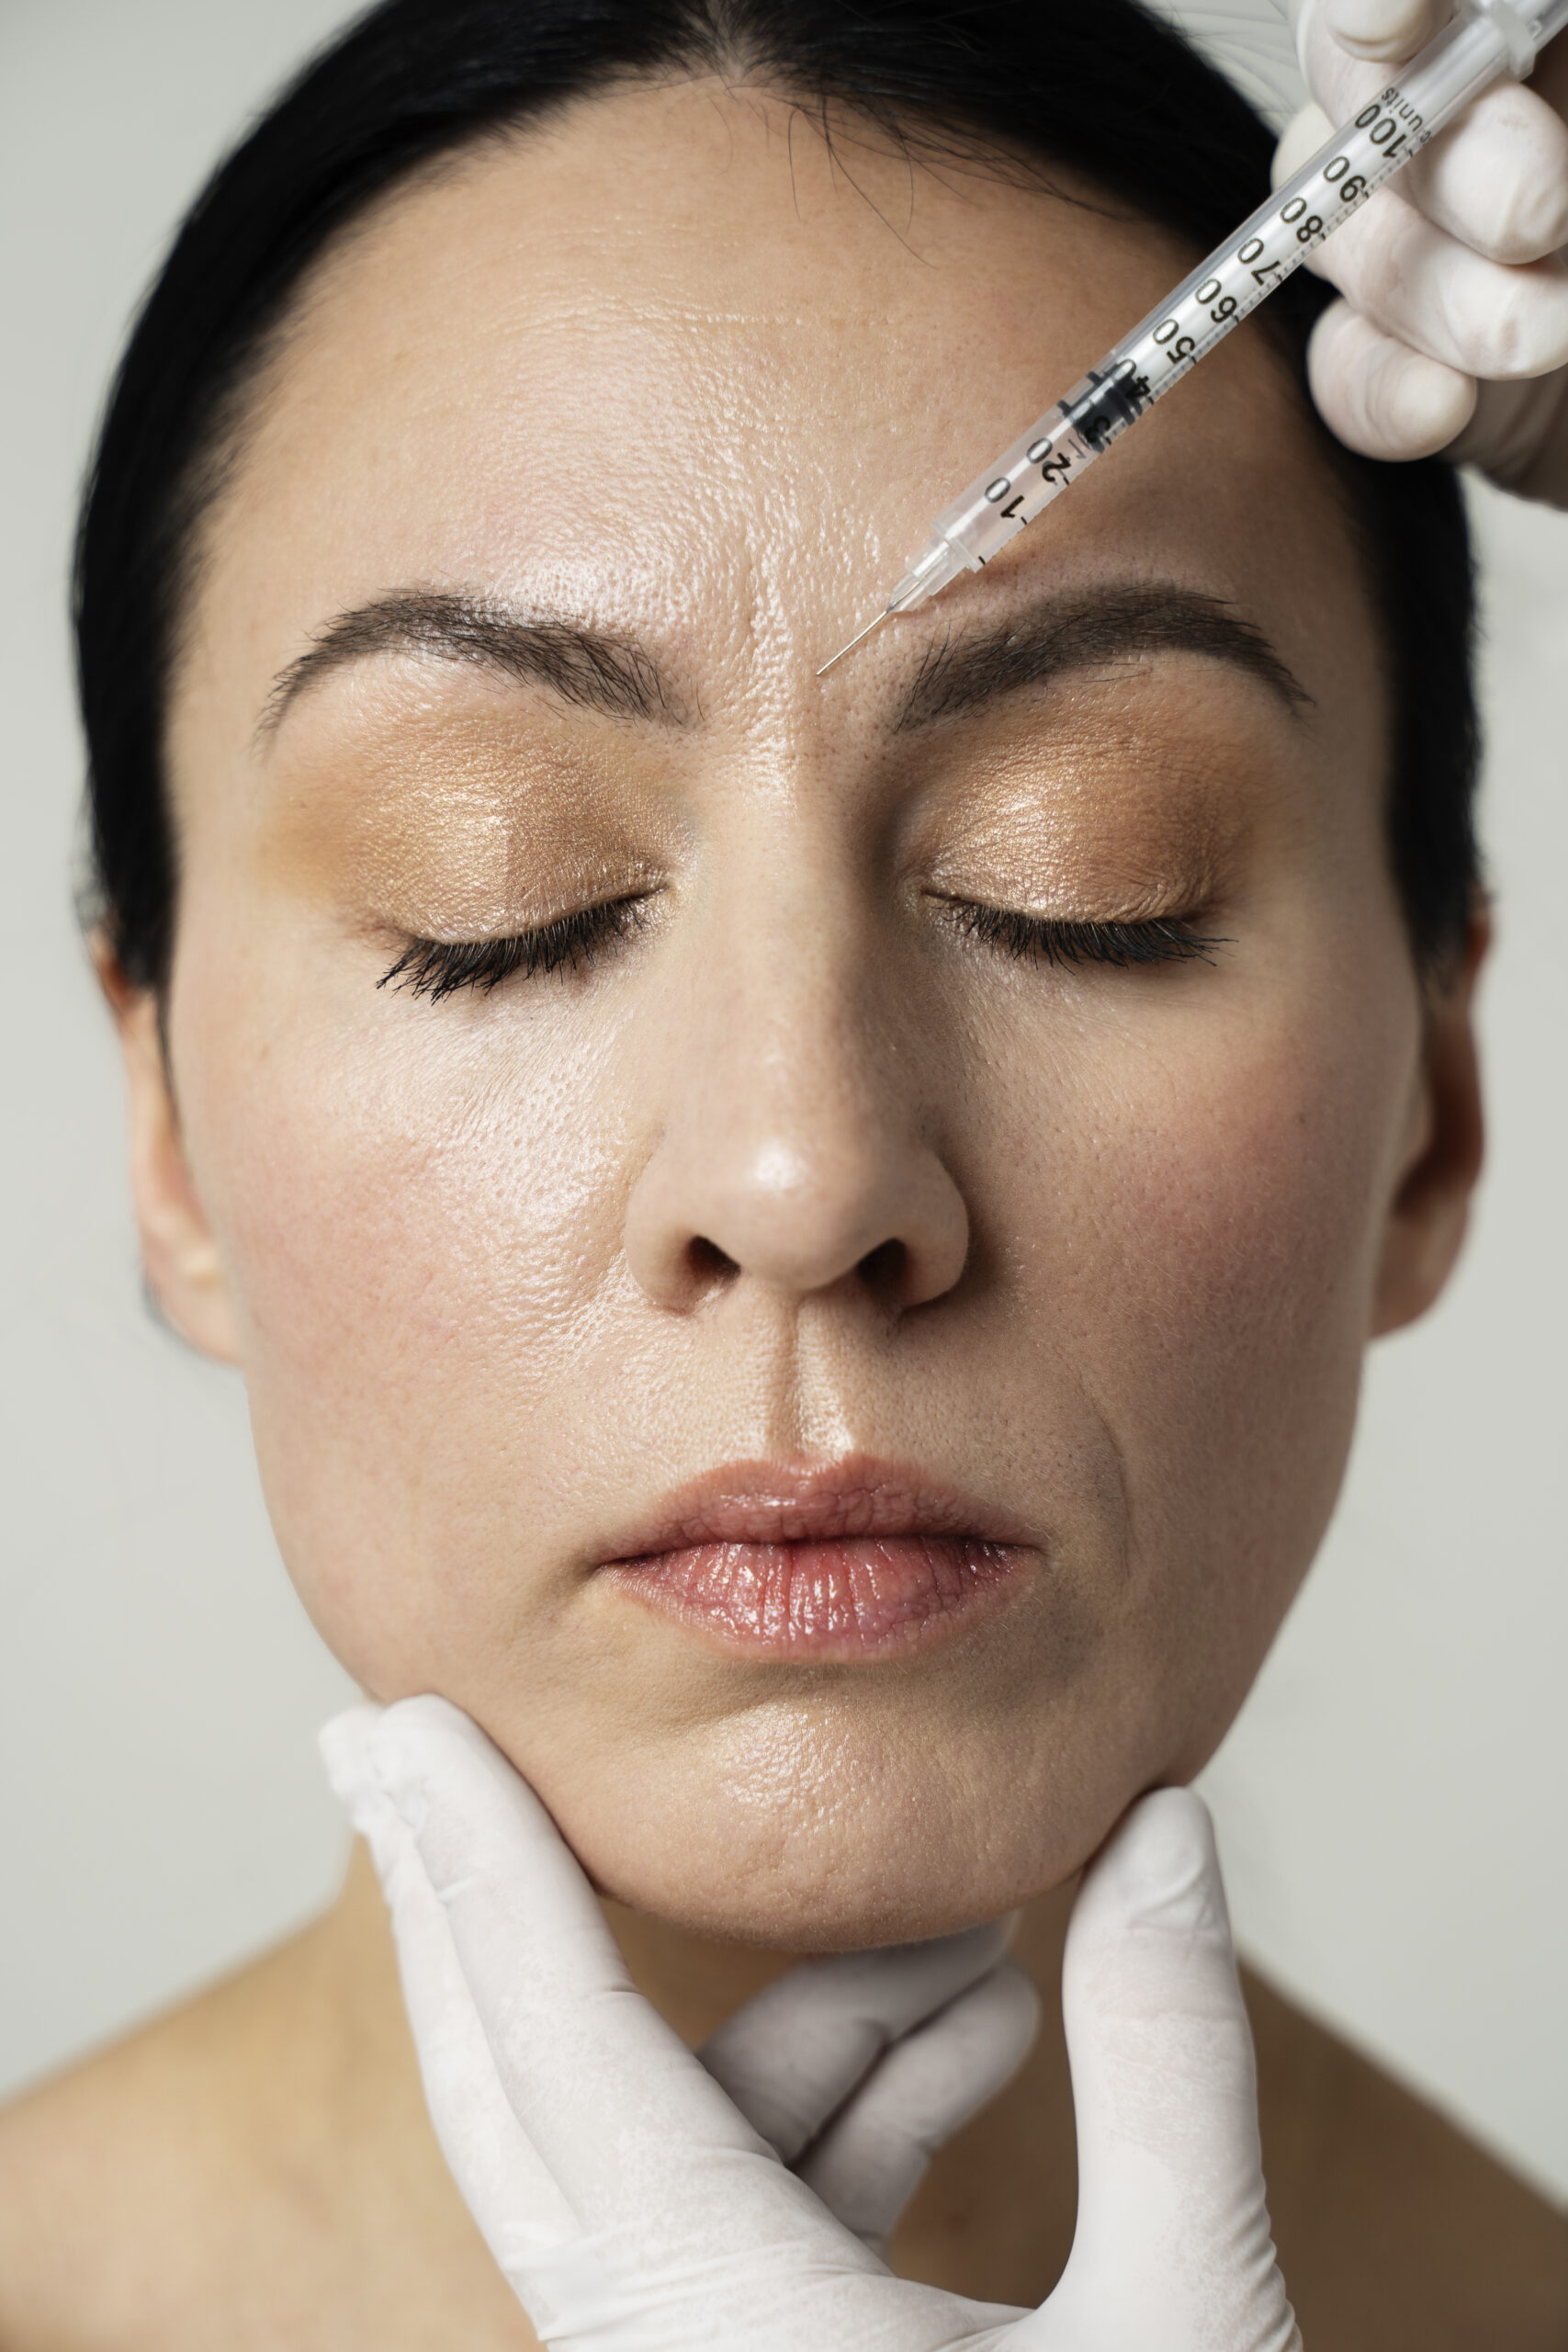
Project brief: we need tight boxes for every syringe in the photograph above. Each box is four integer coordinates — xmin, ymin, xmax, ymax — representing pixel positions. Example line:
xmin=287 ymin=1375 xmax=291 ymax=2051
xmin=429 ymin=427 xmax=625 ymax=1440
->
xmin=819 ymin=0 xmax=1568 ymax=673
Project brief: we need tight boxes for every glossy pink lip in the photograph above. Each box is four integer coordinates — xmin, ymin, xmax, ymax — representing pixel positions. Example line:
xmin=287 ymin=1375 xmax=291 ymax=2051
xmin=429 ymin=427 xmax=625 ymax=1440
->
xmin=596 ymin=1455 xmax=1037 ymax=1662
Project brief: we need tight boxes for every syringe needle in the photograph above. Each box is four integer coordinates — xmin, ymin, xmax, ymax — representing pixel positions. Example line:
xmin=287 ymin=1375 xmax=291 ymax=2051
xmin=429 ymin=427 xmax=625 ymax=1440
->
xmin=824 ymin=6 xmax=1568 ymax=653
xmin=817 ymin=605 xmax=893 ymax=676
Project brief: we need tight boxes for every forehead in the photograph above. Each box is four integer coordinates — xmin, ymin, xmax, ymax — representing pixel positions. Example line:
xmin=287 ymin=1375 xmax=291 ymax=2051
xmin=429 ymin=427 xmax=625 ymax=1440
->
xmin=178 ymin=76 xmax=1372 ymax=749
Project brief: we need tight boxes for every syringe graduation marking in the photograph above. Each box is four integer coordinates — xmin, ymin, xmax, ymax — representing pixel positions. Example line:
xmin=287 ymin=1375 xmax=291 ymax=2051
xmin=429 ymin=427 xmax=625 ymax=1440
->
xmin=819 ymin=0 xmax=1565 ymax=673
xmin=931 ymin=85 xmax=1432 ymax=565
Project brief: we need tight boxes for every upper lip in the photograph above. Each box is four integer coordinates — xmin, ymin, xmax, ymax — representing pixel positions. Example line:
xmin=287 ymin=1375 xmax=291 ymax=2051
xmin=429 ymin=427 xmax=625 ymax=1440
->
xmin=597 ymin=1453 xmax=1037 ymax=1564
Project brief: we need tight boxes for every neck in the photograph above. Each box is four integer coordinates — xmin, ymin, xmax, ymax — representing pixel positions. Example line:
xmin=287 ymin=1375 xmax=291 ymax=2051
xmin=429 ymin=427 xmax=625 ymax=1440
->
xmin=321 ymin=1839 xmax=1079 ymax=2302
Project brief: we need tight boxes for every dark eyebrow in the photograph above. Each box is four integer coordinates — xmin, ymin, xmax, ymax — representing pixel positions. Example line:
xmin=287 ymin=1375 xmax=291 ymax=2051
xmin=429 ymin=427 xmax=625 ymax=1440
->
xmin=256 ymin=590 xmax=681 ymax=743
xmin=894 ymin=584 xmax=1312 ymax=730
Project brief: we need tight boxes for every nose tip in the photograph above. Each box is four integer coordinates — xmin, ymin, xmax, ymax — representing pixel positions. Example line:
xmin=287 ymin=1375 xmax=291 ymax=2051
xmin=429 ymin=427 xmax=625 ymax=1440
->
xmin=624 ymin=1133 xmax=969 ymax=1313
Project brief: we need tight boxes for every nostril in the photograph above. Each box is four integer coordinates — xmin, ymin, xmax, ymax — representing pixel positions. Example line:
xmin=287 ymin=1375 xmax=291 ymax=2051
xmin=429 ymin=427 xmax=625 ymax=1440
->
xmin=687 ymin=1235 xmax=739 ymax=1288
xmin=856 ymin=1237 xmax=908 ymax=1306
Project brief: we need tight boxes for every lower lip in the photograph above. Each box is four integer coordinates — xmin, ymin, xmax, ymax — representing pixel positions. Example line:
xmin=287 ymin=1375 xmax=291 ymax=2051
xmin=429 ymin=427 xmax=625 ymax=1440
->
xmin=604 ymin=1536 xmax=1024 ymax=1660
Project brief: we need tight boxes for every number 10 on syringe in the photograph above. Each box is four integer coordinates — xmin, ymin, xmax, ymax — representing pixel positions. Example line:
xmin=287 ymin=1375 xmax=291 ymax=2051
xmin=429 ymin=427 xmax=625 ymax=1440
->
xmin=819 ymin=0 xmax=1563 ymax=671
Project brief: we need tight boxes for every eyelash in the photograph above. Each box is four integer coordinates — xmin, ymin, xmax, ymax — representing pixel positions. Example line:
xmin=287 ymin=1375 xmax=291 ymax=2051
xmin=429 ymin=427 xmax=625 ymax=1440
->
xmin=379 ymin=896 xmax=648 ymax=1001
xmin=378 ymin=893 xmax=1226 ymax=1002
xmin=942 ymin=899 xmax=1228 ymax=970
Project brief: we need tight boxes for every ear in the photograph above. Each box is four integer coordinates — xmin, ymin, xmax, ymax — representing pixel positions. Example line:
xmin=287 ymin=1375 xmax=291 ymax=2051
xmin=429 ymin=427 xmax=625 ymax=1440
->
xmin=1371 ymin=905 xmax=1488 ymax=1339
xmin=95 ymin=940 xmax=242 ymax=1364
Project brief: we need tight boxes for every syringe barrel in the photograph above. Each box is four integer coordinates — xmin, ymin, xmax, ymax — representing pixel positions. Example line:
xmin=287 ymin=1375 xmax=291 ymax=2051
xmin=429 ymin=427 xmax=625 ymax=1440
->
xmin=902 ymin=0 xmax=1540 ymax=606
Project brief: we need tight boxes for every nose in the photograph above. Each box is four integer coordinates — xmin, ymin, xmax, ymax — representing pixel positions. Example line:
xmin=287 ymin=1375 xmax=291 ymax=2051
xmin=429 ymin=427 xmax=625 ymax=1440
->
xmin=622 ymin=909 xmax=969 ymax=1316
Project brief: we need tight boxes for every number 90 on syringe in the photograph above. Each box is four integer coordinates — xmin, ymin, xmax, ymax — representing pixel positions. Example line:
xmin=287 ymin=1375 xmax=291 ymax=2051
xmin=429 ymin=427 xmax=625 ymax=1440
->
xmin=928 ymin=85 xmax=1432 ymax=581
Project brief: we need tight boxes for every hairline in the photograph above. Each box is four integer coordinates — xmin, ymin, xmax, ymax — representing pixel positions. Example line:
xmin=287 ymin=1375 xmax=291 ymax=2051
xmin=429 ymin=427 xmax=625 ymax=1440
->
xmin=147 ymin=68 xmax=1406 ymax=985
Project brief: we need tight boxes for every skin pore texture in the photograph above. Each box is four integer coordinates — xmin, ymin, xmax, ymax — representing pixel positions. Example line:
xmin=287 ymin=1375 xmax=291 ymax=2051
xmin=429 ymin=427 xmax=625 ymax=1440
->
xmin=1 ymin=70 xmax=1563 ymax=2352
xmin=128 ymin=85 xmax=1469 ymax=1949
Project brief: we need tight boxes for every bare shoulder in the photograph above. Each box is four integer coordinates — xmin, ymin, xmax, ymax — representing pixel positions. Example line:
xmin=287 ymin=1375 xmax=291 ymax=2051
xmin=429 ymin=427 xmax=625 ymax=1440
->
xmin=0 ymin=1886 xmax=531 ymax=2352
xmin=0 ymin=1934 xmax=311 ymax=2348
xmin=1246 ymin=1965 xmax=1568 ymax=2351
xmin=908 ymin=1895 xmax=1566 ymax=2346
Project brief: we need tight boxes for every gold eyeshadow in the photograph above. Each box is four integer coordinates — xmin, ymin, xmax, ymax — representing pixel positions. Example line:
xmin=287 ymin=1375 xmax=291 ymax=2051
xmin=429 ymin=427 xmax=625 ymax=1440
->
xmin=254 ymin=640 xmax=1290 ymax=946
xmin=255 ymin=693 xmax=673 ymax=937
xmin=892 ymin=653 xmax=1302 ymax=920
xmin=905 ymin=740 xmax=1255 ymax=927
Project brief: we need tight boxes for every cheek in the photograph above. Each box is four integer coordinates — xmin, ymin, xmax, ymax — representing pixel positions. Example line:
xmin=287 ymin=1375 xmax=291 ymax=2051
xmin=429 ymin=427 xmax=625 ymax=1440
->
xmin=168 ymin=867 xmax=1420 ymax=1860
xmin=992 ymin=942 xmax=1420 ymax=1740
xmin=170 ymin=938 xmax=642 ymax=1684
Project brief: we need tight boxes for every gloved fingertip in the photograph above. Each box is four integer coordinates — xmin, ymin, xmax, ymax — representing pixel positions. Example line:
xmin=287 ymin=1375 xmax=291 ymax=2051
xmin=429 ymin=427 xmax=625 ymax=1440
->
xmin=1382 ymin=362 xmax=1479 ymax=455
xmin=1323 ymin=0 xmax=1444 ymax=61
xmin=1310 ymin=305 xmax=1478 ymax=457
xmin=352 ymin=1690 xmax=491 ymax=1825
xmin=317 ymin=1703 xmax=431 ymax=1895
xmin=318 ymin=1701 xmax=388 ymax=1811
xmin=320 ymin=1694 xmax=474 ymax=1843
xmin=1083 ymin=1787 xmax=1226 ymax=1936
xmin=987 ymin=1957 xmax=1045 ymax=2057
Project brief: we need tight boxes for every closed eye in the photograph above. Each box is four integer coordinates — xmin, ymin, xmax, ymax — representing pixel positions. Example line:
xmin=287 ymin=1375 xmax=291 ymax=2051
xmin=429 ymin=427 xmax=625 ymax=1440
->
xmin=380 ymin=888 xmax=1227 ymax=1002
xmin=938 ymin=896 xmax=1230 ymax=969
xmin=379 ymin=893 xmax=652 ymax=1001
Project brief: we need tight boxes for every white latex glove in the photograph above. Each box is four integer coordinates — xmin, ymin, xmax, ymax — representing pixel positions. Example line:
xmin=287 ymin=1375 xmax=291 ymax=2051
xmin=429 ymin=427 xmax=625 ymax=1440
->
xmin=1280 ymin=0 xmax=1568 ymax=500
xmin=322 ymin=1696 xmax=1300 ymax=2351
xmin=696 ymin=1902 xmax=1039 ymax=2262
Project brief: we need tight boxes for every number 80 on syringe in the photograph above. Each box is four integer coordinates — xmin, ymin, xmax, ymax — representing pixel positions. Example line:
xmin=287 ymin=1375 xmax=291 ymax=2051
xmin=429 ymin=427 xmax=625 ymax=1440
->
xmin=921 ymin=85 xmax=1434 ymax=584
xmin=1139 ymin=88 xmax=1423 ymax=391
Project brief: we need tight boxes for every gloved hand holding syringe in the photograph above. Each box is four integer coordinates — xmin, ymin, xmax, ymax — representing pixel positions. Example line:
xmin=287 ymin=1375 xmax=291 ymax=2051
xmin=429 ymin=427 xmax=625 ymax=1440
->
xmin=822 ymin=0 xmax=1568 ymax=672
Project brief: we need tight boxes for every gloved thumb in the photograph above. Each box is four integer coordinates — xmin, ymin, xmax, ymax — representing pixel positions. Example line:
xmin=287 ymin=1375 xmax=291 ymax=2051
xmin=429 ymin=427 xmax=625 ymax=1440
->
xmin=1292 ymin=0 xmax=1450 ymax=67
xmin=1030 ymin=1791 xmax=1300 ymax=2352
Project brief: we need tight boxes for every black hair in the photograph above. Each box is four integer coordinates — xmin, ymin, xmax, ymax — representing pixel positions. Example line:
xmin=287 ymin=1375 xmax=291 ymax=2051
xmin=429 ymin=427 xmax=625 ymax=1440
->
xmin=75 ymin=0 xmax=1478 ymax=993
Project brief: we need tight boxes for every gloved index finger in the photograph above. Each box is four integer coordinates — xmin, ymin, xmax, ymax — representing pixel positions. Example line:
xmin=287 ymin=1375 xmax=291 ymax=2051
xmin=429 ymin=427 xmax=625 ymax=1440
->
xmin=1027 ymin=1790 xmax=1299 ymax=2352
xmin=1296 ymin=0 xmax=1568 ymax=266
xmin=321 ymin=1707 xmax=581 ymax=2285
xmin=366 ymin=1695 xmax=887 ymax=2283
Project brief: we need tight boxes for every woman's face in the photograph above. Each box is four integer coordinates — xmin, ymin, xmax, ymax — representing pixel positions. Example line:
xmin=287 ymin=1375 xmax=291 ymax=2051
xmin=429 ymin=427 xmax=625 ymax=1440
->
xmin=132 ymin=81 xmax=1478 ymax=1946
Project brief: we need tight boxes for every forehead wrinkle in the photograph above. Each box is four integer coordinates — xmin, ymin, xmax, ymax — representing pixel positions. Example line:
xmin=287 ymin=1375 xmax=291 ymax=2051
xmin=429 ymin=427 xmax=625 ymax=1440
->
xmin=254 ymin=589 xmax=691 ymax=749
xmin=892 ymin=583 xmax=1314 ymax=731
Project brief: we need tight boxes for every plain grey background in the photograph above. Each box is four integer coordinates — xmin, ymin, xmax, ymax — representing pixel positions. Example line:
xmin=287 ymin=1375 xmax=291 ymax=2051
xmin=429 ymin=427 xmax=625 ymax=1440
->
xmin=2 ymin=0 xmax=1563 ymax=2201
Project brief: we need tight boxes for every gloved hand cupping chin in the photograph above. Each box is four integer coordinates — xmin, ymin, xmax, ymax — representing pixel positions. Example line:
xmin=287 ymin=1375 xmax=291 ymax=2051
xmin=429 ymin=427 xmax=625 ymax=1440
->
xmin=1283 ymin=0 xmax=1568 ymax=502
xmin=322 ymin=1696 xmax=1301 ymax=2352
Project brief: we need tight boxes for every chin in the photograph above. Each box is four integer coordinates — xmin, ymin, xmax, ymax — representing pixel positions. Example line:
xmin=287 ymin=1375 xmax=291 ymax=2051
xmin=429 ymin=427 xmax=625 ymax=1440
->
xmin=531 ymin=1731 xmax=1132 ymax=1952
xmin=591 ymin=1842 xmax=1030 ymax=1952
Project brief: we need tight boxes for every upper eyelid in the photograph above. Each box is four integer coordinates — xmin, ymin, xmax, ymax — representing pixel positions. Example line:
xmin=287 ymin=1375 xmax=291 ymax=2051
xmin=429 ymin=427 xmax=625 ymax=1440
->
xmin=934 ymin=894 xmax=1230 ymax=965
xmin=398 ymin=883 xmax=660 ymax=948
xmin=389 ymin=888 xmax=1213 ymax=952
xmin=396 ymin=888 xmax=1205 ymax=948
xmin=922 ymin=883 xmax=1218 ymax=927
xmin=380 ymin=890 xmax=650 ymax=997
xmin=379 ymin=886 xmax=1224 ymax=1001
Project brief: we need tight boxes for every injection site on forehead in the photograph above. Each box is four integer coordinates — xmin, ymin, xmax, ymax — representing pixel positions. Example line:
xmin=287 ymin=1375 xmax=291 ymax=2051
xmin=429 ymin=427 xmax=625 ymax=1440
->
xmin=240 ymin=564 xmax=1326 ymax=974
xmin=159 ymin=69 xmax=1386 ymax=978
xmin=179 ymin=66 xmax=1358 ymax=775
xmin=254 ymin=581 xmax=1311 ymax=750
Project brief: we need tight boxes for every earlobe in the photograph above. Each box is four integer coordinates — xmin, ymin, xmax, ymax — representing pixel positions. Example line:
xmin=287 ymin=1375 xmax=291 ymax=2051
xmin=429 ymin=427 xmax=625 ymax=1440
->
xmin=96 ymin=942 xmax=242 ymax=1365
xmin=1371 ymin=907 xmax=1488 ymax=1339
